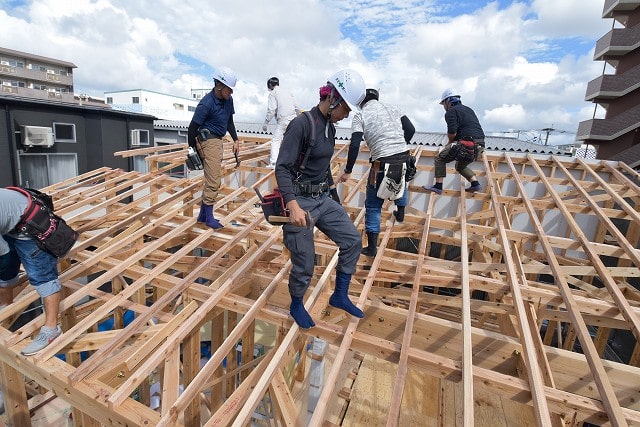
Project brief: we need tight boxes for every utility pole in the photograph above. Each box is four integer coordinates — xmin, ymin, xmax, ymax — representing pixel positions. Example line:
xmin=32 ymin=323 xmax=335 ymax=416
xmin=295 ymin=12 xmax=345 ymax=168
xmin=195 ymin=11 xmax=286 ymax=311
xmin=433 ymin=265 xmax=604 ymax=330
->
xmin=541 ymin=127 xmax=554 ymax=145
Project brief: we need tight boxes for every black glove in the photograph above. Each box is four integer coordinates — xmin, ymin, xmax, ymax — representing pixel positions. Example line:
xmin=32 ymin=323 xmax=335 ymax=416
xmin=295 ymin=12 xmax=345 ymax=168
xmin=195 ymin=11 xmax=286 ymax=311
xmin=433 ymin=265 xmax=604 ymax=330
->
xmin=329 ymin=188 xmax=341 ymax=205
xmin=0 ymin=252 xmax=11 ymax=273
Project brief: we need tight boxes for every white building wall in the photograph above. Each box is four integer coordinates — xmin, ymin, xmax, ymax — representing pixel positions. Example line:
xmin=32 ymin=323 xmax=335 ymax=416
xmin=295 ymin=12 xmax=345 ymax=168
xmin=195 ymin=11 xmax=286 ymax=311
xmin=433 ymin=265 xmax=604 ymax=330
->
xmin=105 ymin=89 xmax=198 ymax=121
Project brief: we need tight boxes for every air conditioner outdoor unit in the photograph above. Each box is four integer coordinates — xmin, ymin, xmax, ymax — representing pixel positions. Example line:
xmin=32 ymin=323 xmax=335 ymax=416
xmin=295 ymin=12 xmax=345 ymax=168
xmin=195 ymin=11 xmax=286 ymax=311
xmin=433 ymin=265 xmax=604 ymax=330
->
xmin=21 ymin=125 xmax=54 ymax=148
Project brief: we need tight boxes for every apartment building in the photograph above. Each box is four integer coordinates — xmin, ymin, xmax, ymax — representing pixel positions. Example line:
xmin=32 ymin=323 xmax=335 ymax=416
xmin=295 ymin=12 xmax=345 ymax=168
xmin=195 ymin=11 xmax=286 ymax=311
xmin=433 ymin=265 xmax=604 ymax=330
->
xmin=576 ymin=0 xmax=640 ymax=162
xmin=0 ymin=46 xmax=77 ymax=103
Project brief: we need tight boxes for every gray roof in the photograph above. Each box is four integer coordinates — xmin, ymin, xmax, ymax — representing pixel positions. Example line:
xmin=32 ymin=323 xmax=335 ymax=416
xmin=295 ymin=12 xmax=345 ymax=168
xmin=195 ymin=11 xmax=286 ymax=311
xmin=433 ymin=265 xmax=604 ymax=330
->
xmin=155 ymin=119 xmax=568 ymax=155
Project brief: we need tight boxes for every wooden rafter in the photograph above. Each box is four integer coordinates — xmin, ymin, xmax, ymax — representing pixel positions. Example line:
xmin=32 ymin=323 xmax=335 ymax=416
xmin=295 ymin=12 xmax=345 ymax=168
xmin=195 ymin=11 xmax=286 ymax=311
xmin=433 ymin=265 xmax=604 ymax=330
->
xmin=0 ymin=139 xmax=638 ymax=426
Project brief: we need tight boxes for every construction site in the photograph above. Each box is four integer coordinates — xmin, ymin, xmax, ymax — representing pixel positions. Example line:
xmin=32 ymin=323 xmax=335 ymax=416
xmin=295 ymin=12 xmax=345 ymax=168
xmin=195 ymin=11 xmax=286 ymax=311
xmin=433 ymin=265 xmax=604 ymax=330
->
xmin=0 ymin=136 xmax=638 ymax=426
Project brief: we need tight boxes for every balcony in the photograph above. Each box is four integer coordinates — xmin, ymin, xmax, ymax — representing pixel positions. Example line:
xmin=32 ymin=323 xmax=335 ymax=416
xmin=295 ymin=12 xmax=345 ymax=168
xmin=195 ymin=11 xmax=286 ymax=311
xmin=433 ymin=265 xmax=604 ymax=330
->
xmin=1 ymin=85 xmax=75 ymax=103
xmin=594 ymin=23 xmax=640 ymax=60
xmin=603 ymin=0 xmax=640 ymax=18
xmin=0 ymin=65 xmax=73 ymax=87
xmin=576 ymin=103 xmax=640 ymax=141
xmin=585 ymin=62 xmax=640 ymax=100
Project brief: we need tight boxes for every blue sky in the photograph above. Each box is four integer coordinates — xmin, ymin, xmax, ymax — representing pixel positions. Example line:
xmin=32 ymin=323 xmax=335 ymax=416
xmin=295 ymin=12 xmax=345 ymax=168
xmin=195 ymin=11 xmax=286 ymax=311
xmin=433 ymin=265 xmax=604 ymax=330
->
xmin=0 ymin=0 xmax=612 ymax=144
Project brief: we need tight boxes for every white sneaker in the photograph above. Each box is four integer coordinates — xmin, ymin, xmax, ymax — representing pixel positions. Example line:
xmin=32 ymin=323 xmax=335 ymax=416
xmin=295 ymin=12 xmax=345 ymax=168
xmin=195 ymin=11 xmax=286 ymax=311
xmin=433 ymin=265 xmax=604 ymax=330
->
xmin=21 ymin=325 xmax=62 ymax=356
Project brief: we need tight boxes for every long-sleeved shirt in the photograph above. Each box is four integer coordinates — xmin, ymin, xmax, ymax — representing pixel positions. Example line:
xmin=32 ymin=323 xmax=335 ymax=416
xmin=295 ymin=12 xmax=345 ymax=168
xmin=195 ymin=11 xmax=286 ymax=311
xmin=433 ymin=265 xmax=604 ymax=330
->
xmin=444 ymin=103 xmax=485 ymax=143
xmin=0 ymin=189 xmax=29 ymax=256
xmin=275 ymin=106 xmax=335 ymax=205
xmin=187 ymin=90 xmax=239 ymax=147
xmin=264 ymin=86 xmax=299 ymax=125
xmin=350 ymin=100 xmax=410 ymax=162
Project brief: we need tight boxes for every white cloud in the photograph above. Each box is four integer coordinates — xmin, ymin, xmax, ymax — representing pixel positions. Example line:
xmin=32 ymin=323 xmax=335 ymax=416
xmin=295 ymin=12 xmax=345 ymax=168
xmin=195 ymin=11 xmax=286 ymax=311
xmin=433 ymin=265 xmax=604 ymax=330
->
xmin=0 ymin=0 xmax=612 ymax=140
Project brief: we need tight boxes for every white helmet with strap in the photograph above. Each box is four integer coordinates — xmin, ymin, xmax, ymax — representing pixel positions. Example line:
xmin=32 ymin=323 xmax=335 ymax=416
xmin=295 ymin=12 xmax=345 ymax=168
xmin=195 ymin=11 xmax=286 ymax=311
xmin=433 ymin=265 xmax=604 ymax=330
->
xmin=439 ymin=88 xmax=459 ymax=104
xmin=212 ymin=66 xmax=237 ymax=89
xmin=327 ymin=69 xmax=365 ymax=109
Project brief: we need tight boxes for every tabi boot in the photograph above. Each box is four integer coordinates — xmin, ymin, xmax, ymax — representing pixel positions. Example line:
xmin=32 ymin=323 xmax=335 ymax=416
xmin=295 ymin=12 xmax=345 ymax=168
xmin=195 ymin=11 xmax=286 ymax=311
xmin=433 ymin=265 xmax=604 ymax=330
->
xmin=290 ymin=296 xmax=315 ymax=329
xmin=203 ymin=203 xmax=224 ymax=229
xmin=197 ymin=202 xmax=207 ymax=223
xmin=393 ymin=206 xmax=405 ymax=223
xmin=361 ymin=232 xmax=379 ymax=257
xmin=465 ymin=181 xmax=482 ymax=193
xmin=329 ymin=271 xmax=364 ymax=318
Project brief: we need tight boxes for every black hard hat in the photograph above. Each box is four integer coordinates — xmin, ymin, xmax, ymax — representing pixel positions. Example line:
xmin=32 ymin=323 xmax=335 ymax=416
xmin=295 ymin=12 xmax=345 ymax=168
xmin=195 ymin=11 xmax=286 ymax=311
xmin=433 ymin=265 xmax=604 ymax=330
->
xmin=267 ymin=77 xmax=279 ymax=90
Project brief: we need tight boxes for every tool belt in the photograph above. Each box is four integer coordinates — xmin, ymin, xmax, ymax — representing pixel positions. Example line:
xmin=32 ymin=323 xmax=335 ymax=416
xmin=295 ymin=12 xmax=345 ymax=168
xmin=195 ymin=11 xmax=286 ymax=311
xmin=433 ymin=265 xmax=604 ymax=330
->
xmin=448 ymin=137 xmax=478 ymax=163
xmin=370 ymin=151 xmax=413 ymax=186
xmin=7 ymin=187 xmax=78 ymax=258
xmin=293 ymin=181 xmax=329 ymax=197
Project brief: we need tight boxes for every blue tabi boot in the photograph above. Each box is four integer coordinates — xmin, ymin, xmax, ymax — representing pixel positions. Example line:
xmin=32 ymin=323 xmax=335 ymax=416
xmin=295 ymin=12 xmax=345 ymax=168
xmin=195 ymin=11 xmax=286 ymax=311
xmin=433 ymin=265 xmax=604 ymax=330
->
xmin=290 ymin=296 xmax=315 ymax=329
xmin=329 ymin=271 xmax=364 ymax=318
xmin=203 ymin=203 xmax=224 ymax=229
xmin=197 ymin=202 xmax=207 ymax=223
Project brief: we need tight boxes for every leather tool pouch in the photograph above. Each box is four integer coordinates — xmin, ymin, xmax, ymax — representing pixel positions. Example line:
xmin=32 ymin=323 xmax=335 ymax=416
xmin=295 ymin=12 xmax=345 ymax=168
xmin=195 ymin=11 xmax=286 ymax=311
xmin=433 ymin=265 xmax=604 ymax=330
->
xmin=259 ymin=189 xmax=287 ymax=225
xmin=8 ymin=187 xmax=78 ymax=258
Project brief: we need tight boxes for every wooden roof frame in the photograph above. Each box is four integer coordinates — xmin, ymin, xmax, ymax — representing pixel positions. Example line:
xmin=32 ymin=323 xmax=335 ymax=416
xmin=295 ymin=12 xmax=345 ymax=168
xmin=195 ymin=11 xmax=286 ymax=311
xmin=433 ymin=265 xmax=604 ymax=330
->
xmin=0 ymin=138 xmax=639 ymax=426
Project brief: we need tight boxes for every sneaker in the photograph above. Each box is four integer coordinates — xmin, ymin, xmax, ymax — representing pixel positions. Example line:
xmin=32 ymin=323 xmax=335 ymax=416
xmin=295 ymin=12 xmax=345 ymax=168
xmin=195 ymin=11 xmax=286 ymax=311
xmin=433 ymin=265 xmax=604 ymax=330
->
xmin=422 ymin=184 xmax=442 ymax=195
xmin=21 ymin=325 xmax=62 ymax=356
xmin=465 ymin=183 xmax=482 ymax=193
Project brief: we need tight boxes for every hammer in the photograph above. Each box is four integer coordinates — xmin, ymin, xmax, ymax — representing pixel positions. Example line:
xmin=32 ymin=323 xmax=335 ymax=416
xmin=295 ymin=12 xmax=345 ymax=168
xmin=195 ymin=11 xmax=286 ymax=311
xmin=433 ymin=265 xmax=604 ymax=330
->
xmin=268 ymin=211 xmax=314 ymax=229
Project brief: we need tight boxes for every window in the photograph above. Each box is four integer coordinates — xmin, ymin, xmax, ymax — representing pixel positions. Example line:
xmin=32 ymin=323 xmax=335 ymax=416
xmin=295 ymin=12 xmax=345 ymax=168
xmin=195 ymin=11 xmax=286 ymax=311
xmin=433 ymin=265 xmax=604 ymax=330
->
xmin=53 ymin=122 xmax=76 ymax=143
xmin=18 ymin=153 xmax=78 ymax=188
xmin=106 ymin=97 xmax=113 ymax=104
xmin=131 ymin=129 xmax=150 ymax=146
xmin=0 ymin=58 xmax=24 ymax=68
xmin=132 ymin=97 xmax=140 ymax=104
xmin=1 ymin=80 xmax=23 ymax=87
xmin=188 ymin=106 xmax=196 ymax=112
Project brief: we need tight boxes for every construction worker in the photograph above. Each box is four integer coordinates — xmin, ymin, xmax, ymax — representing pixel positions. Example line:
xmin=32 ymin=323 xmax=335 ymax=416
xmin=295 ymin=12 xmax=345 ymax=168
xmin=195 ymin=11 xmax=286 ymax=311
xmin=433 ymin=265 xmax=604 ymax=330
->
xmin=262 ymin=77 xmax=301 ymax=168
xmin=0 ymin=188 xmax=62 ymax=356
xmin=188 ymin=66 xmax=241 ymax=229
xmin=275 ymin=69 xmax=366 ymax=329
xmin=423 ymin=88 xmax=485 ymax=194
xmin=339 ymin=88 xmax=415 ymax=257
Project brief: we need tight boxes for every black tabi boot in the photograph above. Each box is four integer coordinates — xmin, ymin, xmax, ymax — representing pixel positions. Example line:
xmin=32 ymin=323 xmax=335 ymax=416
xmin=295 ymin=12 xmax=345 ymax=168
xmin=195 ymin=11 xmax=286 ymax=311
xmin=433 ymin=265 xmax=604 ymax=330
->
xmin=361 ymin=232 xmax=379 ymax=257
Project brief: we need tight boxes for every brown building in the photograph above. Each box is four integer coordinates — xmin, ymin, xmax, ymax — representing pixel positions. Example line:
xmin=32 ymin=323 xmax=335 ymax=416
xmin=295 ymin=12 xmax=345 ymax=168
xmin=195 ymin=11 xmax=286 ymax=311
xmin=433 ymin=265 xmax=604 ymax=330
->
xmin=576 ymin=0 xmax=640 ymax=164
xmin=0 ymin=46 xmax=78 ymax=103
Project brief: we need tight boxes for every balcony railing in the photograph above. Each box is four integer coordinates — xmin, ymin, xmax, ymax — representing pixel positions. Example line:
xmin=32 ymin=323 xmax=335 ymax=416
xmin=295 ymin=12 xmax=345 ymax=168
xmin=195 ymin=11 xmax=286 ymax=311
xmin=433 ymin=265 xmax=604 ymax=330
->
xmin=1 ymin=86 xmax=75 ymax=103
xmin=576 ymin=104 xmax=640 ymax=141
xmin=594 ymin=23 xmax=640 ymax=60
xmin=585 ymin=63 xmax=640 ymax=100
xmin=0 ymin=65 xmax=73 ymax=87
xmin=603 ymin=0 xmax=640 ymax=19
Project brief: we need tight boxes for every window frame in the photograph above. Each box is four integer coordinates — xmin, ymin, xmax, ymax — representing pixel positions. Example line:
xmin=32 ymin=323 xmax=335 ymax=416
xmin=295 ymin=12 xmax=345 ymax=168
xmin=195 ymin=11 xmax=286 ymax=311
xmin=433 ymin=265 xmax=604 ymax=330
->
xmin=52 ymin=122 xmax=77 ymax=143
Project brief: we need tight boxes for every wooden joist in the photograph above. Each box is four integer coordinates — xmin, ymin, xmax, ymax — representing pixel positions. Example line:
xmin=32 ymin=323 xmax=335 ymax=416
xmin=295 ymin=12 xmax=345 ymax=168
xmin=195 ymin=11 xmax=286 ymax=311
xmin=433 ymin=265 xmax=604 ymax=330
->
xmin=0 ymin=143 xmax=639 ymax=426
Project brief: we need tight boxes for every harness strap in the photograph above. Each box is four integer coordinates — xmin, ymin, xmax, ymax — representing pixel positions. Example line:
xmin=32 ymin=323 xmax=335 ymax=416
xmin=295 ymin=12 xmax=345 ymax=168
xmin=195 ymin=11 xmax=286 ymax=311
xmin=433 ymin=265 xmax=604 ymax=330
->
xmin=297 ymin=111 xmax=316 ymax=172
xmin=6 ymin=186 xmax=48 ymax=232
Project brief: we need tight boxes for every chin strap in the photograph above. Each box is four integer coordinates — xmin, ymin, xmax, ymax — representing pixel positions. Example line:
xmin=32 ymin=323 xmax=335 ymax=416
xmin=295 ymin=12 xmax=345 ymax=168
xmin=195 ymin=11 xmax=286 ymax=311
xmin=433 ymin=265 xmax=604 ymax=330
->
xmin=326 ymin=87 xmax=340 ymax=137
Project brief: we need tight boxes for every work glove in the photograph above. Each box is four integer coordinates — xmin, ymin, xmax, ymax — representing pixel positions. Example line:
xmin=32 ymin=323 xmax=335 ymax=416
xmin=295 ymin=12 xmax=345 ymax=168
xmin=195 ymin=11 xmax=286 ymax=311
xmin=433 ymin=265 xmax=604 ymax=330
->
xmin=0 ymin=252 xmax=11 ymax=273
xmin=262 ymin=124 xmax=268 ymax=132
xmin=329 ymin=188 xmax=341 ymax=205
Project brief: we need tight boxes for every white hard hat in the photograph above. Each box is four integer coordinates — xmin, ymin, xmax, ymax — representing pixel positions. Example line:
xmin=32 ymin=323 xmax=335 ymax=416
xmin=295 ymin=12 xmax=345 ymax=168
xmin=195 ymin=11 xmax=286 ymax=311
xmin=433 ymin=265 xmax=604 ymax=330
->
xmin=212 ymin=66 xmax=237 ymax=89
xmin=439 ymin=88 xmax=459 ymax=104
xmin=327 ymin=69 xmax=365 ymax=109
